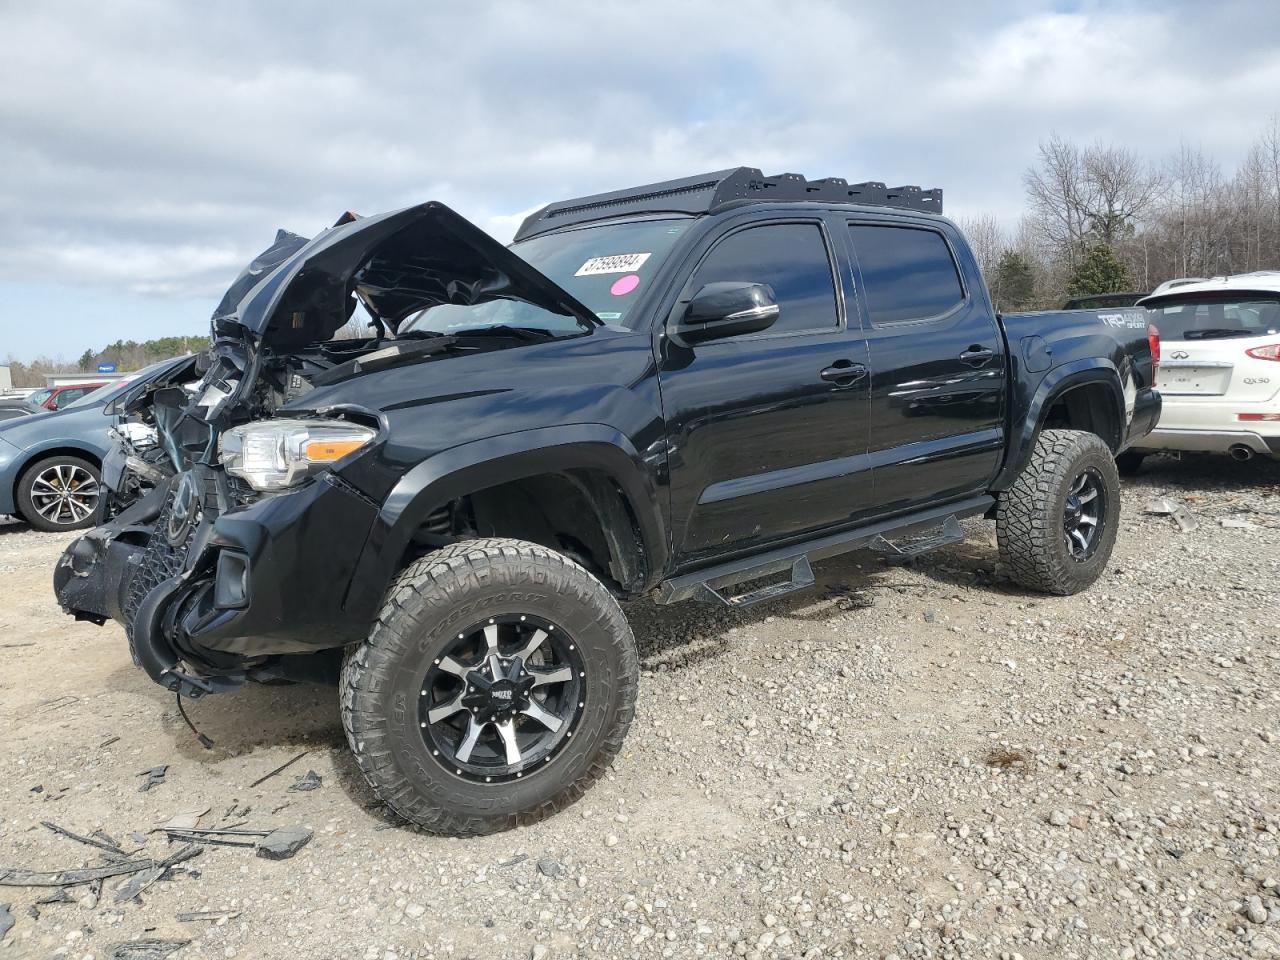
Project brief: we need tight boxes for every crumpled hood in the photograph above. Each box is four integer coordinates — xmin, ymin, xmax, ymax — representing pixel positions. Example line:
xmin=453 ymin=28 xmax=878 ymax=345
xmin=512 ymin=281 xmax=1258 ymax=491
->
xmin=213 ymin=202 xmax=599 ymax=349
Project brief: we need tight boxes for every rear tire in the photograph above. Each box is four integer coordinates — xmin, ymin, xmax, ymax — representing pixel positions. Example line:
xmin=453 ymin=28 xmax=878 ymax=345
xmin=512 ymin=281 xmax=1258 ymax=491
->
xmin=996 ymin=429 xmax=1121 ymax=595
xmin=16 ymin=455 xmax=102 ymax=532
xmin=340 ymin=538 xmax=638 ymax=835
xmin=1114 ymin=450 xmax=1148 ymax=476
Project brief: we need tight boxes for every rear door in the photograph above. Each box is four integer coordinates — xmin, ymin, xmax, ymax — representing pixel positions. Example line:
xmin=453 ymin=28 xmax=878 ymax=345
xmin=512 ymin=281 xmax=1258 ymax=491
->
xmin=657 ymin=214 xmax=874 ymax=567
xmin=846 ymin=219 xmax=1006 ymax=515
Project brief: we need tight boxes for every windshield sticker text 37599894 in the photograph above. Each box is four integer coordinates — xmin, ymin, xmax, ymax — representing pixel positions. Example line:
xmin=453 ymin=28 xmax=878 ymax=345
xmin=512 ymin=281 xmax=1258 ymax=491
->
xmin=574 ymin=253 xmax=651 ymax=276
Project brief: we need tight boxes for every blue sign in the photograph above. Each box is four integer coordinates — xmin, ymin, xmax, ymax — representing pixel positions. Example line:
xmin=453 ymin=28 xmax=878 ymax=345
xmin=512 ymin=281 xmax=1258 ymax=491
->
xmin=97 ymin=363 xmax=117 ymax=374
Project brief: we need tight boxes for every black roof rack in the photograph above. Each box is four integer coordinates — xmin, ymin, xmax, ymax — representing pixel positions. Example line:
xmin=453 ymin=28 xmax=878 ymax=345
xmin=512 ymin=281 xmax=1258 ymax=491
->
xmin=513 ymin=167 xmax=943 ymax=241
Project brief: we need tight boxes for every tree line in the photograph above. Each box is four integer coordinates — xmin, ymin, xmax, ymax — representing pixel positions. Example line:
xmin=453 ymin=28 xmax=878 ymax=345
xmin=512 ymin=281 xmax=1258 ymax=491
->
xmin=4 ymin=335 xmax=206 ymax=388
xmin=958 ymin=118 xmax=1280 ymax=310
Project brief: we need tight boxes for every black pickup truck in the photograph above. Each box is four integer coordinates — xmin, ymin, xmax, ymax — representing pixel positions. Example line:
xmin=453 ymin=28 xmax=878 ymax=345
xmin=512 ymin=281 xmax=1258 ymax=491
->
xmin=55 ymin=168 xmax=1160 ymax=834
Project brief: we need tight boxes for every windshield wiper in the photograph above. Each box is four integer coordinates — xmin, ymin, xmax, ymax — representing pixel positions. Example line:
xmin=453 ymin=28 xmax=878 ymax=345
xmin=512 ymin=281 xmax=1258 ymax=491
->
xmin=448 ymin=325 xmax=562 ymax=342
xmin=1182 ymin=328 xmax=1255 ymax=340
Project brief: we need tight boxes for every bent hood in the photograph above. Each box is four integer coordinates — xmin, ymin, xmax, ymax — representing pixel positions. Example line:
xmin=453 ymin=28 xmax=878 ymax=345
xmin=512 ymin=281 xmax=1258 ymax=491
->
xmin=212 ymin=202 xmax=600 ymax=349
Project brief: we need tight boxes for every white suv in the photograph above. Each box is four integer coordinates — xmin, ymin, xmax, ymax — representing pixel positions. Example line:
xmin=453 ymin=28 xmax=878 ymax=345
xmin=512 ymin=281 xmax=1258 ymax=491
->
xmin=1124 ymin=272 xmax=1280 ymax=470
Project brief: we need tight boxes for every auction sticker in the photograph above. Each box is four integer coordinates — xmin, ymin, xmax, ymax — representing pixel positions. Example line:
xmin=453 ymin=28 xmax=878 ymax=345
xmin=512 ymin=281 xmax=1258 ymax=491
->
xmin=575 ymin=253 xmax=651 ymax=276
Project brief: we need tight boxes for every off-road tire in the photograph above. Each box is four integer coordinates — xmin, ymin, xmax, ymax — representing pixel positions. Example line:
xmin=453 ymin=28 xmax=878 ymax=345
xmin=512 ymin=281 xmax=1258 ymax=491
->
xmin=16 ymin=455 xmax=101 ymax=532
xmin=340 ymin=538 xmax=638 ymax=835
xmin=1114 ymin=450 xmax=1148 ymax=476
xmin=996 ymin=429 xmax=1121 ymax=595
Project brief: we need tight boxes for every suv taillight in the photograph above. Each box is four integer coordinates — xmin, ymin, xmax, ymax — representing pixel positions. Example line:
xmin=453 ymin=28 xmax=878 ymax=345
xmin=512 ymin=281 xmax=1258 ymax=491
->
xmin=1147 ymin=324 xmax=1160 ymax=385
xmin=1246 ymin=343 xmax=1280 ymax=361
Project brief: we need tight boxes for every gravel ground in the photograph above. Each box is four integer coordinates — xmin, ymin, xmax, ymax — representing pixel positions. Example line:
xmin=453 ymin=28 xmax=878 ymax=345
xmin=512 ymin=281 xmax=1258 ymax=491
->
xmin=0 ymin=453 xmax=1277 ymax=960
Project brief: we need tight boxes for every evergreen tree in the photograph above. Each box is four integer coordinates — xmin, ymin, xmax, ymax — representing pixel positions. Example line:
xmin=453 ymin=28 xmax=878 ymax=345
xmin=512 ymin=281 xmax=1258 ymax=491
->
xmin=1066 ymin=243 xmax=1130 ymax=297
xmin=991 ymin=251 xmax=1036 ymax=309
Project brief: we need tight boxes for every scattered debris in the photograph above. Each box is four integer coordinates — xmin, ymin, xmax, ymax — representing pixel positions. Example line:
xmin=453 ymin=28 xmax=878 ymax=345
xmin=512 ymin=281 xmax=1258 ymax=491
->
xmin=247 ymin=750 xmax=309 ymax=788
xmin=28 ymin=785 xmax=42 ymax=794
xmin=99 ymin=735 xmax=121 ymax=749
xmin=176 ymin=909 xmax=241 ymax=923
xmin=1145 ymin=497 xmax=1199 ymax=532
xmin=537 ymin=857 xmax=563 ymax=878
xmin=499 ymin=854 xmax=529 ymax=869
xmin=159 ymin=809 xmax=210 ymax=835
xmin=0 ymin=903 xmax=12 ymax=938
xmin=110 ymin=938 xmax=191 ymax=960
xmin=0 ymin=857 xmax=160 ymax=888
xmin=159 ymin=827 xmax=263 ymax=849
xmin=35 ymin=888 xmax=74 ymax=906
xmin=42 ymin=820 xmax=132 ymax=859
xmin=985 ymin=746 xmax=1031 ymax=770
xmin=1220 ymin=516 xmax=1258 ymax=529
xmin=37 ymin=695 xmax=79 ymax=711
xmin=288 ymin=770 xmax=323 ymax=792
xmin=255 ymin=825 xmax=313 ymax=860
xmin=137 ymin=766 xmax=169 ymax=793
xmin=0 ymin=642 xmax=35 ymax=649
xmin=111 ymin=845 xmax=200 ymax=904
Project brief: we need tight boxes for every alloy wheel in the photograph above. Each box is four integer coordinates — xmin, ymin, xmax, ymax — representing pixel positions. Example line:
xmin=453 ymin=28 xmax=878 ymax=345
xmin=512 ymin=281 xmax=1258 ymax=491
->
xmin=29 ymin=463 xmax=100 ymax=527
xmin=1062 ymin=467 xmax=1105 ymax=561
xmin=419 ymin=614 xmax=585 ymax=783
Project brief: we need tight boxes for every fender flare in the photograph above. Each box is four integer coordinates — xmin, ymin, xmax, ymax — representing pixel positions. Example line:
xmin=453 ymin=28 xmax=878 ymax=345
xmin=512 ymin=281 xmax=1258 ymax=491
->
xmin=7 ymin=440 xmax=108 ymax=514
xmin=345 ymin=423 xmax=668 ymax=616
xmin=991 ymin=359 xmax=1125 ymax=491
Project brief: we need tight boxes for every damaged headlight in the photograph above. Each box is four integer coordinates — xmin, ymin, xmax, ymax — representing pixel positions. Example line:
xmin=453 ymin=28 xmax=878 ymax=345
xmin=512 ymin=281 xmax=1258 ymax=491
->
xmin=219 ymin=418 xmax=376 ymax=491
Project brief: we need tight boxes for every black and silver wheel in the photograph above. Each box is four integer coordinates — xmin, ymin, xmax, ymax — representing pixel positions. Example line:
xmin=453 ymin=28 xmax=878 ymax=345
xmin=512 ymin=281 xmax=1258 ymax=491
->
xmin=16 ymin=455 xmax=101 ymax=532
xmin=341 ymin=538 xmax=637 ymax=835
xmin=996 ymin=429 xmax=1121 ymax=595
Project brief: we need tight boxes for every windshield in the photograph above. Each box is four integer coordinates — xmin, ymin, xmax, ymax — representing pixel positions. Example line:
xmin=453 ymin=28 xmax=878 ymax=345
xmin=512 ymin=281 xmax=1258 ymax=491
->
xmin=25 ymin=389 xmax=52 ymax=408
xmin=400 ymin=217 xmax=689 ymax=335
xmin=1147 ymin=297 xmax=1280 ymax=341
xmin=64 ymin=358 xmax=180 ymax=409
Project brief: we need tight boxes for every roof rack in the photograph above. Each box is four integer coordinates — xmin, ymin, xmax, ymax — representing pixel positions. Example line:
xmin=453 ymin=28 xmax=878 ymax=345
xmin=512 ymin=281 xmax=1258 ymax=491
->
xmin=513 ymin=167 xmax=943 ymax=241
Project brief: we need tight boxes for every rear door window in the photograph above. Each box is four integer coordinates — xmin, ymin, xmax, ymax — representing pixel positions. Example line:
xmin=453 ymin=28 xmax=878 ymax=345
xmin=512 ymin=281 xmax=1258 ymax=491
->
xmin=688 ymin=222 xmax=839 ymax=334
xmin=848 ymin=225 xmax=965 ymax=325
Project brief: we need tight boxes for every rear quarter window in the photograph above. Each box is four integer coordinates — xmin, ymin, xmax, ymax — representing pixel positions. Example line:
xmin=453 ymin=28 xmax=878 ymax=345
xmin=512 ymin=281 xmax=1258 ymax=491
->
xmin=849 ymin=224 xmax=965 ymax=325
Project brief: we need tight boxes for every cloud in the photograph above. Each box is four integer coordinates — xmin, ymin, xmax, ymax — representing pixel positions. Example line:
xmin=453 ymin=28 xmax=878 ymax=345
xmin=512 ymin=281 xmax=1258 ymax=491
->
xmin=0 ymin=0 xmax=1278 ymax=357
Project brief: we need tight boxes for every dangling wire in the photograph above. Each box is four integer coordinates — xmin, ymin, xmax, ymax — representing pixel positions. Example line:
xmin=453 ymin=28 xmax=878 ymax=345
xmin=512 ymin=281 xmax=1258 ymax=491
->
xmin=175 ymin=691 xmax=215 ymax=750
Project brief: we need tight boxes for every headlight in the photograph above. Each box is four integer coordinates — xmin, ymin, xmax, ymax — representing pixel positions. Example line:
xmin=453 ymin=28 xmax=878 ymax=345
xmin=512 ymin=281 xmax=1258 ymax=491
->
xmin=219 ymin=418 xmax=376 ymax=491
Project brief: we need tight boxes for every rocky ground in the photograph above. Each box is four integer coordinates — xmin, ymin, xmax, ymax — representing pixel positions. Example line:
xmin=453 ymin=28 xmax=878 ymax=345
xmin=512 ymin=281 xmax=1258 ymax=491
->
xmin=0 ymin=453 xmax=1277 ymax=960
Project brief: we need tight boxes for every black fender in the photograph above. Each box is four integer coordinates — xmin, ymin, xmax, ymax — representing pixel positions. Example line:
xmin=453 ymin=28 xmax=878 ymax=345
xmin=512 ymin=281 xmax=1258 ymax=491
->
xmin=343 ymin=423 xmax=668 ymax=619
xmin=991 ymin=359 xmax=1126 ymax=491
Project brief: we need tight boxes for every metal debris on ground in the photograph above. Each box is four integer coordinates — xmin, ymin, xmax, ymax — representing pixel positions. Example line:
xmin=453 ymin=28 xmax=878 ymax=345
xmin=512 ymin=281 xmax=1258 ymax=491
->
xmin=176 ymin=909 xmax=241 ymax=923
xmin=247 ymin=750 xmax=309 ymax=788
xmin=0 ymin=858 xmax=160 ymax=888
xmin=1145 ymin=497 xmax=1199 ymax=532
xmin=288 ymin=770 xmax=323 ymax=792
xmin=536 ymin=858 xmax=563 ymax=878
xmin=498 ymin=854 xmax=529 ymax=868
xmin=42 ymin=820 xmax=132 ymax=859
xmin=109 ymin=938 xmax=191 ymax=960
xmin=137 ymin=766 xmax=168 ymax=793
xmin=255 ymin=825 xmax=313 ymax=860
xmin=0 ymin=903 xmax=12 ymax=938
xmin=113 ymin=845 xmax=202 ymax=904
xmin=1220 ymin=516 xmax=1258 ymax=529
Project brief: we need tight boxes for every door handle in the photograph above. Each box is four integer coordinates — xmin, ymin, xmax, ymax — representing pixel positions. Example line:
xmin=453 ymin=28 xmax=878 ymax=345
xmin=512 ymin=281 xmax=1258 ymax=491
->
xmin=820 ymin=360 xmax=867 ymax=384
xmin=959 ymin=345 xmax=995 ymax=365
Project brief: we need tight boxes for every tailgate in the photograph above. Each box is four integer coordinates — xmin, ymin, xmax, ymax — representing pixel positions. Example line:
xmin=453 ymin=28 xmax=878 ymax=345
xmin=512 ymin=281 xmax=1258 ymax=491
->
xmin=1160 ymin=337 xmax=1277 ymax=400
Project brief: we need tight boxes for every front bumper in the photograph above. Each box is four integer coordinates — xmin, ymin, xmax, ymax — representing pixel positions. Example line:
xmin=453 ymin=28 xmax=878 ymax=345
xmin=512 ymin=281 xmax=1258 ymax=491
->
xmin=56 ymin=469 xmax=382 ymax=686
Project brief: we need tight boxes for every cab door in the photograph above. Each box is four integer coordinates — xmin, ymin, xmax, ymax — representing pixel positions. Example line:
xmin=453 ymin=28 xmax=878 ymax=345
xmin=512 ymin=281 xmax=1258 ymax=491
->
xmin=845 ymin=219 xmax=1006 ymax=514
xmin=657 ymin=215 xmax=874 ymax=568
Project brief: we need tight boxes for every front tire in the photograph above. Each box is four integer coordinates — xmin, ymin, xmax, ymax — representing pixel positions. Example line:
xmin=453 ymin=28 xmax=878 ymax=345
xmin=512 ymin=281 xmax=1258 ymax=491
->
xmin=996 ymin=429 xmax=1121 ymax=595
xmin=16 ymin=455 xmax=102 ymax=532
xmin=340 ymin=538 xmax=638 ymax=835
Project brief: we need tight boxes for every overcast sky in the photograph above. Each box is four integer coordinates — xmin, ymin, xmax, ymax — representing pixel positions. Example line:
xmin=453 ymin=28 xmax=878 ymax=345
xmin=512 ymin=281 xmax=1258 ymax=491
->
xmin=2 ymin=0 xmax=1278 ymax=362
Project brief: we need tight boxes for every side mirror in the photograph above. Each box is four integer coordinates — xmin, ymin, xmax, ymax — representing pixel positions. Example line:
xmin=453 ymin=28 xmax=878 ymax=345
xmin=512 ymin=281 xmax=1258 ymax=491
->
xmin=669 ymin=282 xmax=779 ymax=345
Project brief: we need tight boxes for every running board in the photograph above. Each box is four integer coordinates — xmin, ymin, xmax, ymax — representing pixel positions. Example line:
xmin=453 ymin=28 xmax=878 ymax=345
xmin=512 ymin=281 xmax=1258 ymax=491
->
xmin=869 ymin=515 xmax=965 ymax=564
xmin=655 ymin=495 xmax=992 ymax=607
xmin=695 ymin=556 xmax=815 ymax=609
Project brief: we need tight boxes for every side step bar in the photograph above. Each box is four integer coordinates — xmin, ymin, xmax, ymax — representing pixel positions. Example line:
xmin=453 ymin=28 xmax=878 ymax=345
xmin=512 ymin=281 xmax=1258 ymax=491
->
xmin=869 ymin=514 xmax=965 ymax=564
xmin=655 ymin=495 xmax=993 ymax=607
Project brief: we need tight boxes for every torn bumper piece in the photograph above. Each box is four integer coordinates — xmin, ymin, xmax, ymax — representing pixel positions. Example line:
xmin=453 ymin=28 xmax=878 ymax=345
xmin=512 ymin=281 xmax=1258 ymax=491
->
xmin=54 ymin=473 xmax=381 ymax=695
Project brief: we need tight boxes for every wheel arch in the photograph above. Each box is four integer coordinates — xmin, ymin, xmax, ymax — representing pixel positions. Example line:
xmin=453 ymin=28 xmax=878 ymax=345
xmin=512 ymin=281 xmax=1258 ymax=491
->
xmin=992 ymin=360 xmax=1126 ymax=491
xmin=12 ymin=444 xmax=104 ymax=502
xmin=347 ymin=425 xmax=668 ymax=617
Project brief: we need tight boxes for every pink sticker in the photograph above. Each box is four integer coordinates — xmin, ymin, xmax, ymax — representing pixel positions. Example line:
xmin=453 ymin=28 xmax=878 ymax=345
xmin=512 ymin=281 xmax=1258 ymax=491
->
xmin=610 ymin=274 xmax=640 ymax=296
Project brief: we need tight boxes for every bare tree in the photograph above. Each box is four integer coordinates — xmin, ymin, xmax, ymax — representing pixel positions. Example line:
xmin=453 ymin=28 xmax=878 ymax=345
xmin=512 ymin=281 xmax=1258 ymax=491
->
xmin=955 ymin=213 xmax=1006 ymax=280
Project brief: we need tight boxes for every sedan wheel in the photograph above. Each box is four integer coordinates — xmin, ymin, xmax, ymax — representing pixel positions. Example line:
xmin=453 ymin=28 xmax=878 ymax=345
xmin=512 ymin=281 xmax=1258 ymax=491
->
xmin=17 ymin=456 xmax=102 ymax=532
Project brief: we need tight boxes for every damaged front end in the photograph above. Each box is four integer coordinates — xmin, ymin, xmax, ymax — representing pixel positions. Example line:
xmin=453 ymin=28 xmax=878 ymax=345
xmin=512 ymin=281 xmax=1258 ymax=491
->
xmin=54 ymin=200 xmax=598 ymax=701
